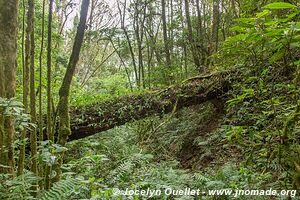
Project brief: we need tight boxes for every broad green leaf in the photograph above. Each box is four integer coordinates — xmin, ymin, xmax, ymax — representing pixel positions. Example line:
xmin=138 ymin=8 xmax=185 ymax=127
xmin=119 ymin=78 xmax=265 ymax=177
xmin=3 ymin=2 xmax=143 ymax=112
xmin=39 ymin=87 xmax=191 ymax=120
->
xmin=265 ymin=29 xmax=284 ymax=37
xmin=256 ymin=10 xmax=269 ymax=18
xmin=261 ymin=68 xmax=269 ymax=76
xmin=294 ymin=60 xmax=300 ymax=65
xmin=89 ymin=177 xmax=96 ymax=182
xmin=235 ymin=18 xmax=256 ymax=28
xmin=238 ymin=23 xmax=255 ymax=28
xmin=237 ymin=18 xmax=256 ymax=23
xmin=230 ymin=25 xmax=247 ymax=32
xmin=264 ymin=20 xmax=278 ymax=26
xmin=227 ymin=34 xmax=248 ymax=42
xmin=269 ymin=49 xmax=285 ymax=63
xmin=243 ymin=88 xmax=255 ymax=96
xmin=264 ymin=2 xmax=297 ymax=10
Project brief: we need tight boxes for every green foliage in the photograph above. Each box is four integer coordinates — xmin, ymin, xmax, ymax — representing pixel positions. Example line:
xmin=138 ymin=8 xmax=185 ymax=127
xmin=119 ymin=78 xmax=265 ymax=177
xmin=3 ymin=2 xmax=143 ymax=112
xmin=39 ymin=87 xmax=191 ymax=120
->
xmin=0 ymin=171 xmax=80 ymax=200
xmin=0 ymin=97 xmax=33 ymax=133
xmin=70 ymin=73 xmax=139 ymax=106
xmin=0 ymin=172 xmax=39 ymax=200
xmin=39 ymin=178 xmax=79 ymax=200
xmin=264 ymin=2 xmax=297 ymax=10
xmin=217 ymin=1 xmax=300 ymax=71
xmin=7 ymin=0 xmax=300 ymax=199
xmin=38 ymin=140 xmax=68 ymax=167
xmin=217 ymin=1 xmax=300 ymax=189
xmin=129 ymin=102 xmax=214 ymax=160
xmin=63 ymin=104 xmax=275 ymax=199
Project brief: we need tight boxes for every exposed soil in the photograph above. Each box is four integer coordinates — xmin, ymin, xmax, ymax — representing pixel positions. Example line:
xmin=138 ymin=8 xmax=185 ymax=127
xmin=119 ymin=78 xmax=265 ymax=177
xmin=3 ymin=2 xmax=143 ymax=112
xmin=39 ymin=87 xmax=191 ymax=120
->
xmin=178 ymin=100 xmax=241 ymax=169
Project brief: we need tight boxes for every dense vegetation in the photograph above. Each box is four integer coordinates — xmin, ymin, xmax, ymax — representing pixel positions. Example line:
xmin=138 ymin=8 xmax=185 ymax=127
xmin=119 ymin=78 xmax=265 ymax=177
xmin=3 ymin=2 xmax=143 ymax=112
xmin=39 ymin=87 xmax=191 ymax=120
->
xmin=0 ymin=0 xmax=299 ymax=199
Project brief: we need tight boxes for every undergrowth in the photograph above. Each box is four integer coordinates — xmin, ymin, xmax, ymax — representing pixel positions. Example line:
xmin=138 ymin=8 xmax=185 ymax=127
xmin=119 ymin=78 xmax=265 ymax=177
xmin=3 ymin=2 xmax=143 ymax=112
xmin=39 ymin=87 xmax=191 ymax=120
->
xmin=63 ymin=104 xmax=274 ymax=199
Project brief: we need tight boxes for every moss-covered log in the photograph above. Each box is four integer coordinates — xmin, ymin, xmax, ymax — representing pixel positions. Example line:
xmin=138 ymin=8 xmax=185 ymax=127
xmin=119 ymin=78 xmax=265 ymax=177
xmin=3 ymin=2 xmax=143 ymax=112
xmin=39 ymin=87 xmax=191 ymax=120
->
xmin=69 ymin=71 xmax=232 ymax=141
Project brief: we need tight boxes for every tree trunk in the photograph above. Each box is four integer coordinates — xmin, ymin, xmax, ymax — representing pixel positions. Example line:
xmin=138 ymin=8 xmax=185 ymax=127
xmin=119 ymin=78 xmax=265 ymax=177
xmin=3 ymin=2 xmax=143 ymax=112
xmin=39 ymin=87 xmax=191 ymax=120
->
xmin=117 ymin=0 xmax=139 ymax=87
xmin=184 ymin=0 xmax=202 ymax=71
xmin=45 ymin=0 xmax=54 ymax=189
xmin=54 ymin=0 xmax=90 ymax=181
xmin=161 ymin=0 xmax=171 ymax=68
xmin=0 ymin=0 xmax=18 ymax=174
xmin=17 ymin=0 xmax=26 ymax=176
xmin=134 ymin=0 xmax=145 ymax=88
xmin=38 ymin=0 xmax=46 ymax=187
xmin=211 ymin=0 xmax=220 ymax=53
xmin=47 ymin=0 xmax=54 ymax=142
xmin=0 ymin=20 xmax=5 ymax=173
xmin=28 ymin=0 xmax=38 ymax=177
xmin=196 ymin=0 xmax=206 ymax=66
xmin=178 ymin=0 xmax=188 ymax=77
xmin=68 ymin=71 xmax=231 ymax=141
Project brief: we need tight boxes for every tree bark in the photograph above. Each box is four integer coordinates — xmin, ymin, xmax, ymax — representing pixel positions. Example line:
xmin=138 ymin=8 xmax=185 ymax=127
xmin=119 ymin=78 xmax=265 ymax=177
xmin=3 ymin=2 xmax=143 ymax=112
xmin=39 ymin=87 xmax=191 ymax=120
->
xmin=17 ymin=0 xmax=27 ymax=176
xmin=0 ymin=0 xmax=18 ymax=174
xmin=161 ymin=0 xmax=171 ymax=69
xmin=47 ymin=0 xmax=54 ymax=142
xmin=38 ymin=0 xmax=46 ymax=187
xmin=68 ymin=71 xmax=231 ymax=141
xmin=45 ymin=0 xmax=54 ymax=189
xmin=54 ymin=0 xmax=89 ymax=182
xmin=0 ymin=15 xmax=5 ymax=173
xmin=184 ymin=0 xmax=202 ymax=71
xmin=133 ymin=0 xmax=146 ymax=88
xmin=28 ymin=0 xmax=38 ymax=177
xmin=211 ymin=0 xmax=220 ymax=53
xmin=57 ymin=0 xmax=90 ymax=146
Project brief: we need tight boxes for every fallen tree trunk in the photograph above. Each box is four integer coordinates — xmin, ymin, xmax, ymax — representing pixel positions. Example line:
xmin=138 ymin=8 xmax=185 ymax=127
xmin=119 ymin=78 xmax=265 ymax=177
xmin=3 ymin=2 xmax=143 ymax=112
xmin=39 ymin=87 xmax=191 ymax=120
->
xmin=69 ymin=71 xmax=232 ymax=141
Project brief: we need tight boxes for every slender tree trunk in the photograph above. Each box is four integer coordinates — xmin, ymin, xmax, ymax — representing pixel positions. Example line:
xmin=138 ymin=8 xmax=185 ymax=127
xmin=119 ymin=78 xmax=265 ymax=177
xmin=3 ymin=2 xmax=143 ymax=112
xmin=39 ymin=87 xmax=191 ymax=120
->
xmin=169 ymin=0 xmax=174 ymax=56
xmin=110 ymin=40 xmax=133 ymax=91
xmin=39 ymin=0 xmax=45 ymax=148
xmin=178 ymin=0 xmax=188 ymax=77
xmin=117 ymin=0 xmax=139 ymax=87
xmin=145 ymin=2 xmax=156 ymax=88
xmin=184 ymin=0 xmax=202 ymax=71
xmin=47 ymin=0 xmax=54 ymax=142
xmin=145 ymin=17 xmax=162 ymax=70
xmin=161 ymin=0 xmax=171 ymax=68
xmin=45 ymin=0 xmax=54 ymax=189
xmin=134 ymin=0 xmax=146 ymax=88
xmin=134 ymin=3 xmax=142 ymax=87
xmin=0 ymin=81 xmax=4 ymax=173
xmin=28 ymin=0 xmax=38 ymax=179
xmin=55 ymin=0 xmax=90 ymax=181
xmin=203 ymin=2 xmax=210 ymax=66
xmin=89 ymin=0 xmax=95 ymax=27
xmin=0 ymin=0 xmax=18 ymax=174
xmin=17 ymin=0 xmax=27 ymax=176
xmin=124 ymin=28 xmax=139 ymax=86
xmin=196 ymin=0 xmax=206 ymax=66
xmin=196 ymin=0 xmax=203 ymax=39
xmin=211 ymin=0 xmax=220 ymax=53
xmin=145 ymin=32 xmax=154 ymax=89
xmin=0 ymin=24 xmax=5 ymax=173
xmin=38 ymin=0 xmax=46 ymax=188
xmin=182 ymin=38 xmax=188 ymax=78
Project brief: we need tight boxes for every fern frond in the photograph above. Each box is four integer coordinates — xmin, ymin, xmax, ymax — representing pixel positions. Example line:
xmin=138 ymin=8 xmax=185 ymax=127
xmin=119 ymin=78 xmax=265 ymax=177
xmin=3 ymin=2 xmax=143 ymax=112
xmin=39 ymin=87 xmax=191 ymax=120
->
xmin=40 ymin=178 xmax=79 ymax=200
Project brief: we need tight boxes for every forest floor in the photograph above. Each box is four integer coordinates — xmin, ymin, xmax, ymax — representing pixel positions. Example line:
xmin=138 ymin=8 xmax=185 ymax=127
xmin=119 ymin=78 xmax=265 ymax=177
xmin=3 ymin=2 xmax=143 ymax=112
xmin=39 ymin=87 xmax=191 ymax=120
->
xmin=178 ymin=108 xmax=225 ymax=169
xmin=65 ymin=102 xmax=255 ymax=199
